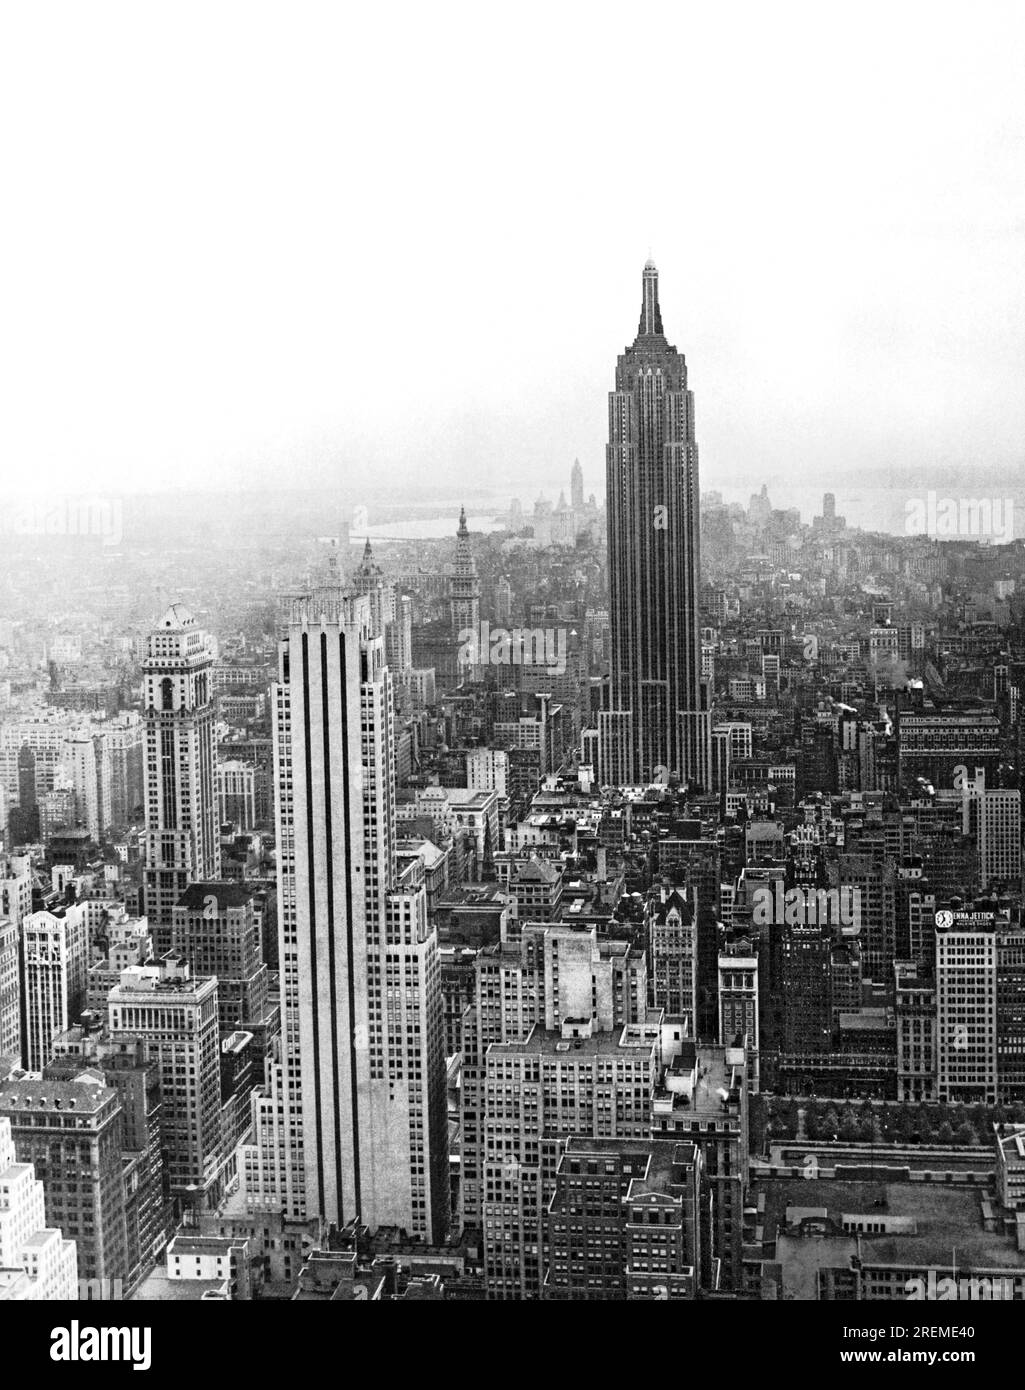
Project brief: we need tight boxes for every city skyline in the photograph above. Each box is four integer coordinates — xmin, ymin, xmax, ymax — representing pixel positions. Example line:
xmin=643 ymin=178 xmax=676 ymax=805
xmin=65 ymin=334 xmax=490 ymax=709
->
xmin=3 ymin=1 xmax=1025 ymax=1358
xmin=4 ymin=260 xmax=1025 ymax=1318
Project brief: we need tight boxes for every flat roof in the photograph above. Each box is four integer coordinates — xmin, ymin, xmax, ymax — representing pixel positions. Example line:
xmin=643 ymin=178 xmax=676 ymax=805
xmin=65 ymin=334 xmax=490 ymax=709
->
xmin=169 ymin=1235 xmax=242 ymax=1255
xmin=20 ymin=1228 xmax=69 ymax=1249
xmin=434 ymin=788 xmax=495 ymax=808
xmin=659 ymin=1045 xmax=742 ymax=1119
xmin=175 ymin=882 xmax=255 ymax=911
xmin=489 ymin=1024 xmax=655 ymax=1059
xmin=557 ymin=1135 xmax=698 ymax=1195
xmin=996 ymin=1126 xmax=1025 ymax=1161
xmin=133 ymin=1273 xmax=228 ymax=1301
xmin=760 ymin=1177 xmax=1025 ymax=1270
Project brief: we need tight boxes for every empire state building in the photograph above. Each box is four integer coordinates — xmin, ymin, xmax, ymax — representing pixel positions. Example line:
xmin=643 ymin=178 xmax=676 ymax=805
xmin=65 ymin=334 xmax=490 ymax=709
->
xmin=599 ymin=260 xmax=711 ymax=789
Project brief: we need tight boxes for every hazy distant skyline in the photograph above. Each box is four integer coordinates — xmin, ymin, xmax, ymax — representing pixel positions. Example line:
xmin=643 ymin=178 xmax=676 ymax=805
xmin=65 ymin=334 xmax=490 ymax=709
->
xmin=3 ymin=1 xmax=1024 ymax=509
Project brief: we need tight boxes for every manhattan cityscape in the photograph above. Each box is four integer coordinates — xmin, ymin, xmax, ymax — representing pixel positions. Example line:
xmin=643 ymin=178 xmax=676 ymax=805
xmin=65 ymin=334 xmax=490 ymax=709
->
xmin=3 ymin=256 xmax=1024 ymax=1314
xmin=2 ymin=6 xmax=1024 ymax=1362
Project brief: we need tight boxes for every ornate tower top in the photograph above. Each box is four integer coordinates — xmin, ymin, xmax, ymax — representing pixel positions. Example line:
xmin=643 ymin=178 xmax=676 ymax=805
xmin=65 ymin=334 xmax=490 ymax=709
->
xmin=454 ymin=508 xmax=475 ymax=573
xmin=451 ymin=506 xmax=480 ymax=641
xmin=637 ymin=259 xmax=664 ymax=338
xmin=356 ymin=535 xmax=382 ymax=579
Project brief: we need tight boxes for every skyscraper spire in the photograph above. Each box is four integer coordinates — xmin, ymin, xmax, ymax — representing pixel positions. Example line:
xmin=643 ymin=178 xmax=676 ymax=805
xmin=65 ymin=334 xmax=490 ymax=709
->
xmin=451 ymin=506 xmax=480 ymax=644
xmin=602 ymin=260 xmax=711 ymax=790
xmin=352 ymin=532 xmax=389 ymax=636
xmin=570 ymin=457 xmax=584 ymax=509
xmin=638 ymin=258 xmax=664 ymax=338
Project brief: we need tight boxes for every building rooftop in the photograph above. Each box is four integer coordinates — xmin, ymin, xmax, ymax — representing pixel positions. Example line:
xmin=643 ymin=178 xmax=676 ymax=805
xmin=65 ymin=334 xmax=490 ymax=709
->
xmin=489 ymin=1023 xmax=656 ymax=1060
xmin=442 ymin=788 xmax=496 ymax=809
xmin=175 ymin=882 xmax=255 ymax=911
xmin=0 ymin=1269 xmax=33 ymax=1298
xmin=110 ymin=963 xmax=216 ymax=999
xmin=133 ymin=1272 xmax=229 ymax=1301
xmin=838 ymin=1010 xmax=893 ymax=1032
xmin=510 ymin=858 xmax=561 ymax=885
xmin=20 ymin=1228 xmax=66 ymax=1250
xmin=155 ymin=603 xmax=197 ymax=630
xmin=557 ymin=1135 xmax=699 ymax=1198
xmin=761 ymin=1177 xmax=1025 ymax=1272
xmin=650 ymin=889 xmax=692 ymax=925
xmin=996 ymin=1125 xmax=1025 ymax=1163
xmin=291 ymin=1250 xmax=385 ymax=1302
xmin=396 ymin=837 xmax=448 ymax=871
xmin=436 ymin=885 xmax=509 ymax=910
xmin=0 ymin=1074 xmax=115 ymax=1115
xmin=656 ymin=1043 xmax=745 ymax=1120
xmin=169 ymin=1235 xmax=243 ymax=1257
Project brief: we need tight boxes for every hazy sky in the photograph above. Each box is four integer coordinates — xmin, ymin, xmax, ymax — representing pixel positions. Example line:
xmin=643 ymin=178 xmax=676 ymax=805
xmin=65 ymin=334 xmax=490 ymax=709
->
xmin=3 ymin=1 xmax=1024 ymax=511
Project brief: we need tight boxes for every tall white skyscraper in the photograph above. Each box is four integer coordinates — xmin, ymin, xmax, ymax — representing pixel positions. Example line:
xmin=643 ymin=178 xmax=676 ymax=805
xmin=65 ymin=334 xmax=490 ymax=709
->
xmin=108 ymin=955 xmax=226 ymax=1209
xmin=936 ymin=915 xmax=998 ymax=1105
xmin=142 ymin=605 xmax=220 ymax=952
xmin=0 ymin=917 xmax=19 ymax=1063
xmin=958 ymin=771 xmax=1022 ymax=891
xmin=243 ymin=591 xmax=448 ymax=1240
xmin=467 ymin=747 xmax=509 ymax=799
xmin=385 ymin=592 xmax=414 ymax=699
xmin=21 ymin=908 xmax=88 ymax=1073
xmin=62 ymin=733 xmax=105 ymax=841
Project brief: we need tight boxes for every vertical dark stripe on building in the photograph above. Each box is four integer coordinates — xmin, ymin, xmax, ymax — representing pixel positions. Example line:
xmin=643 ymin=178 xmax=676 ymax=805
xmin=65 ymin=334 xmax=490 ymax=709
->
xmin=339 ymin=631 xmax=362 ymax=1216
xmin=320 ymin=630 xmax=344 ymax=1218
xmin=300 ymin=632 xmax=325 ymax=1214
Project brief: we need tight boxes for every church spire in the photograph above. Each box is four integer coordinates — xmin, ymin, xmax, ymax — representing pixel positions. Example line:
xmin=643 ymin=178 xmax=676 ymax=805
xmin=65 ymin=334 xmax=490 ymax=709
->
xmin=638 ymin=258 xmax=664 ymax=338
